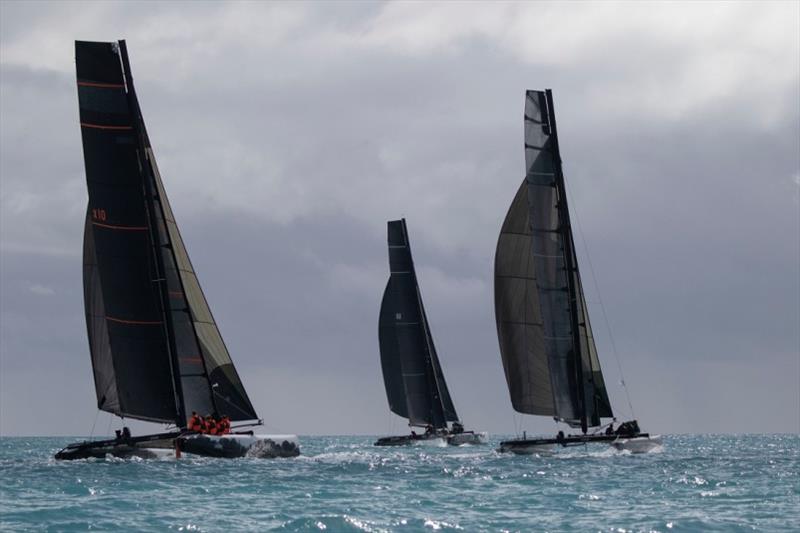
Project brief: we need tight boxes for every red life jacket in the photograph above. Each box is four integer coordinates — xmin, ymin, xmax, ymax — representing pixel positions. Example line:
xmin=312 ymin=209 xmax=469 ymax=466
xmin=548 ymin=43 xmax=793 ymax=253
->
xmin=188 ymin=415 xmax=202 ymax=432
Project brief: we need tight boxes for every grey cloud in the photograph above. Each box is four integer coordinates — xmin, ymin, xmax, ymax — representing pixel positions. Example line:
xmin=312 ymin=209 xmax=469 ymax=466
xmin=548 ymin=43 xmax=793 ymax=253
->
xmin=0 ymin=1 xmax=797 ymax=436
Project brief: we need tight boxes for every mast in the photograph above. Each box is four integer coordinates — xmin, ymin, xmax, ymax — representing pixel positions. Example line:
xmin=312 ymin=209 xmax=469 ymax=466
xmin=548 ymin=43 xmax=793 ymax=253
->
xmin=118 ymin=40 xmax=188 ymax=426
xmin=545 ymin=89 xmax=587 ymax=434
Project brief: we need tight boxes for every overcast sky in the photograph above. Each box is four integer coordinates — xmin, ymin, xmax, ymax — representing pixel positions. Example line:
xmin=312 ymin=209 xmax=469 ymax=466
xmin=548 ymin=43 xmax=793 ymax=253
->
xmin=1 ymin=1 xmax=798 ymax=438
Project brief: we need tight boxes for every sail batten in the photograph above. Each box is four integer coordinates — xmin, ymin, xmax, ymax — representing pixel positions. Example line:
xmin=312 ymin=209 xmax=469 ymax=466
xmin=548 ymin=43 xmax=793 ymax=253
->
xmin=494 ymin=90 xmax=613 ymax=428
xmin=378 ymin=219 xmax=459 ymax=428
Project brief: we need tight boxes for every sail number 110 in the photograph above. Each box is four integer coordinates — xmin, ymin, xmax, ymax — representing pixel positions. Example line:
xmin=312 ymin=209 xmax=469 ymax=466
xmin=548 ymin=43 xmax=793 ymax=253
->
xmin=91 ymin=208 xmax=107 ymax=222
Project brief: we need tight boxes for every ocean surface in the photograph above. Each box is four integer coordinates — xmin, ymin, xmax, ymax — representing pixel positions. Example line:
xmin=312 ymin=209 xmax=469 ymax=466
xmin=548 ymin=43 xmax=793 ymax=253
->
xmin=1 ymin=434 xmax=797 ymax=532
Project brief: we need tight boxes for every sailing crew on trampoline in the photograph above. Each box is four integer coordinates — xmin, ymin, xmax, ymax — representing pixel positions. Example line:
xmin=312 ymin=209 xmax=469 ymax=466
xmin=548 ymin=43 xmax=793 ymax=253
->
xmin=188 ymin=411 xmax=204 ymax=432
xmin=218 ymin=415 xmax=231 ymax=435
xmin=205 ymin=415 xmax=218 ymax=435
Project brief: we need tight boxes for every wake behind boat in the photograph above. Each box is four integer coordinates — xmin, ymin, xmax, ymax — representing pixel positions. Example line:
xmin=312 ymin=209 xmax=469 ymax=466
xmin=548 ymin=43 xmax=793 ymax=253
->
xmin=374 ymin=219 xmax=486 ymax=447
xmin=493 ymin=90 xmax=660 ymax=455
xmin=55 ymin=40 xmax=299 ymax=460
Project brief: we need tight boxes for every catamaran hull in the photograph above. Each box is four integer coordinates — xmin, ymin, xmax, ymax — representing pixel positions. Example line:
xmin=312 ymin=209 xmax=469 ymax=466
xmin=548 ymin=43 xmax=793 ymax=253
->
xmin=498 ymin=439 xmax=556 ymax=455
xmin=447 ymin=432 xmax=487 ymax=446
xmin=374 ymin=434 xmax=440 ymax=446
xmin=55 ymin=432 xmax=300 ymax=460
xmin=498 ymin=432 xmax=658 ymax=455
xmin=375 ymin=431 xmax=487 ymax=447
xmin=177 ymin=434 xmax=300 ymax=458
xmin=610 ymin=435 xmax=662 ymax=453
xmin=55 ymin=432 xmax=178 ymax=460
xmin=54 ymin=444 xmax=174 ymax=460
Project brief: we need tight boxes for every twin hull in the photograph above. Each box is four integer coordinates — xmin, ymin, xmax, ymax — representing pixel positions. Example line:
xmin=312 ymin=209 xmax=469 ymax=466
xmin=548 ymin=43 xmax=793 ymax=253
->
xmin=55 ymin=433 xmax=300 ymax=460
xmin=374 ymin=431 xmax=487 ymax=447
xmin=499 ymin=434 xmax=662 ymax=455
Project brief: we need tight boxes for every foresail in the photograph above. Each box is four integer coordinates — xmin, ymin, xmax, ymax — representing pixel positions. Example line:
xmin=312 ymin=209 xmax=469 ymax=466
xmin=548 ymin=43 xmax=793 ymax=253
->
xmin=425 ymin=308 xmax=459 ymax=422
xmin=377 ymin=219 xmax=450 ymax=428
xmin=494 ymin=181 xmax=554 ymax=416
xmin=576 ymin=272 xmax=613 ymax=421
xmin=148 ymin=155 xmax=258 ymax=422
xmin=77 ymin=41 xmax=178 ymax=423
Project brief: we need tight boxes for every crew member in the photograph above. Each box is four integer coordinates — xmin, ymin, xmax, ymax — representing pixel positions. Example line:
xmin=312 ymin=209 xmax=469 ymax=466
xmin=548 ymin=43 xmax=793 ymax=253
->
xmin=188 ymin=411 xmax=203 ymax=432
xmin=218 ymin=415 xmax=231 ymax=435
xmin=205 ymin=415 xmax=218 ymax=435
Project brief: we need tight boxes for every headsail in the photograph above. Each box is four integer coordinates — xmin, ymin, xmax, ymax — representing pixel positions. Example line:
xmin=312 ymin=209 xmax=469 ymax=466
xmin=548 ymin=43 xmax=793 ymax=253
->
xmin=76 ymin=40 xmax=257 ymax=426
xmin=378 ymin=219 xmax=458 ymax=428
xmin=494 ymin=90 xmax=612 ymax=431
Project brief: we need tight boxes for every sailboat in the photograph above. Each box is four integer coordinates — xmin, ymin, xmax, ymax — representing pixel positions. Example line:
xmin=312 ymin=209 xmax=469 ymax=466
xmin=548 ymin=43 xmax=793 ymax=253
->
xmin=374 ymin=219 xmax=486 ymax=446
xmin=493 ymin=90 xmax=661 ymax=454
xmin=55 ymin=40 xmax=299 ymax=460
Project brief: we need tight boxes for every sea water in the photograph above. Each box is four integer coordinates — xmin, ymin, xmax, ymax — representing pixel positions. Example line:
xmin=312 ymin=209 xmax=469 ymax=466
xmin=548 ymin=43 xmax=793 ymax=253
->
xmin=0 ymin=434 xmax=797 ymax=532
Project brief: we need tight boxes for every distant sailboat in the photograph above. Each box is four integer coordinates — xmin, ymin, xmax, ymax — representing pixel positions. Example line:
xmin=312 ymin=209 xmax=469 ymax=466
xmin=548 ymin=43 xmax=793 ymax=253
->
xmin=375 ymin=219 xmax=486 ymax=446
xmin=55 ymin=40 xmax=299 ymax=460
xmin=494 ymin=90 xmax=661 ymax=454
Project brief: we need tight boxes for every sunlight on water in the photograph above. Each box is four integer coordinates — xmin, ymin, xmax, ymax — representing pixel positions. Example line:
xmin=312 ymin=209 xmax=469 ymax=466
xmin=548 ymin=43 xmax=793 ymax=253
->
xmin=0 ymin=435 xmax=798 ymax=531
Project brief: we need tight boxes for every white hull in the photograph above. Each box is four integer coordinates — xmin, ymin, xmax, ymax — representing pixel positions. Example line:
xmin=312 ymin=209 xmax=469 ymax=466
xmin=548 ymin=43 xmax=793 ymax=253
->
xmin=610 ymin=435 xmax=662 ymax=453
xmin=178 ymin=433 xmax=300 ymax=458
xmin=447 ymin=432 xmax=488 ymax=446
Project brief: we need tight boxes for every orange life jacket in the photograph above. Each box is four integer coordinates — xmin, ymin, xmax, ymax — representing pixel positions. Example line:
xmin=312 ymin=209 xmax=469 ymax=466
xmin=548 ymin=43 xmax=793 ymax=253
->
xmin=206 ymin=419 xmax=218 ymax=435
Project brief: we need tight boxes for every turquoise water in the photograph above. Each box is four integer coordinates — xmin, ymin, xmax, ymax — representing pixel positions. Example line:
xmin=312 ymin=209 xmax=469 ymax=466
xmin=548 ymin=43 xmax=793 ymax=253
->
xmin=1 ymin=435 xmax=797 ymax=531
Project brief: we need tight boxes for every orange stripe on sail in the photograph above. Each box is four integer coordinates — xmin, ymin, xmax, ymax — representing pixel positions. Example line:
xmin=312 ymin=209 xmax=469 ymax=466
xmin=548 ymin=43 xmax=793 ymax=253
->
xmin=91 ymin=221 xmax=148 ymax=231
xmin=180 ymin=357 xmax=203 ymax=364
xmin=168 ymin=291 xmax=184 ymax=298
xmin=78 ymin=81 xmax=125 ymax=89
xmin=106 ymin=316 xmax=162 ymax=325
xmin=80 ymin=122 xmax=133 ymax=130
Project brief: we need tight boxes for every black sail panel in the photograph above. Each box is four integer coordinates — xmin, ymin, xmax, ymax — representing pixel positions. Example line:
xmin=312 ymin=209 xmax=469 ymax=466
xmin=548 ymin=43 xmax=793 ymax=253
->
xmin=379 ymin=279 xmax=410 ymax=419
xmin=494 ymin=181 xmax=554 ymax=415
xmin=76 ymin=40 xmax=177 ymax=423
xmin=378 ymin=219 xmax=451 ymax=428
xmin=83 ymin=209 xmax=119 ymax=413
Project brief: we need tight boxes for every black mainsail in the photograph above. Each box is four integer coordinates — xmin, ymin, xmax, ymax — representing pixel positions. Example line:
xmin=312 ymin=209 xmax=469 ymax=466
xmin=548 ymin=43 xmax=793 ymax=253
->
xmin=495 ymin=90 xmax=612 ymax=434
xmin=77 ymin=40 xmax=257 ymax=428
xmin=378 ymin=219 xmax=459 ymax=429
